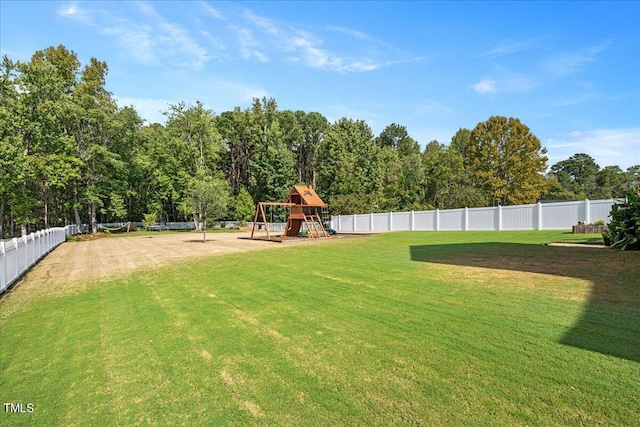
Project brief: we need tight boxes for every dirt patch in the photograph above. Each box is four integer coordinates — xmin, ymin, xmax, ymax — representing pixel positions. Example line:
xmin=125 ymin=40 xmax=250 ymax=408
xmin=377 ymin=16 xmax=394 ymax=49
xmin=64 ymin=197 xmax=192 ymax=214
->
xmin=0 ymin=231 xmax=335 ymax=312
xmin=547 ymin=243 xmax=608 ymax=249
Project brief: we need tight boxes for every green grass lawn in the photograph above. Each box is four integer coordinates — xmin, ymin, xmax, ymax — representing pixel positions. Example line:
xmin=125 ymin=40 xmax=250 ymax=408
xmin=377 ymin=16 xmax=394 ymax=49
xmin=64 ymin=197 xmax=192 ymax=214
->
xmin=1 ymin=231 xmax=638 ymax=426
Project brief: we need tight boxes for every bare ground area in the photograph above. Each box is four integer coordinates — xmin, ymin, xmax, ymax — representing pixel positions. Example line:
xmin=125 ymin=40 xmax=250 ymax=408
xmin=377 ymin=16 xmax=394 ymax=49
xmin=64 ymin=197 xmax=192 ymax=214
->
xmin=0 ymin=231 xmax=334 ymax=317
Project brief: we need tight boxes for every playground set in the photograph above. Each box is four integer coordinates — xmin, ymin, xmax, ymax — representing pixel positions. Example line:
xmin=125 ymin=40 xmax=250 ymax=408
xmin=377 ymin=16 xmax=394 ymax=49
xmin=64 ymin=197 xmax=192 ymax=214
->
xmin=250 ymin=185 xmax=332 ymax=241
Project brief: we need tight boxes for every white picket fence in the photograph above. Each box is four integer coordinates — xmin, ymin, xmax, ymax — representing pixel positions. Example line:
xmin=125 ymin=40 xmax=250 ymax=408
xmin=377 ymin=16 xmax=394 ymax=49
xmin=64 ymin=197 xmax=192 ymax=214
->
xmin=330 ymin=199 xmax=615 ymax=233
xmin=0 ymin=225 xmax=78 ymax=294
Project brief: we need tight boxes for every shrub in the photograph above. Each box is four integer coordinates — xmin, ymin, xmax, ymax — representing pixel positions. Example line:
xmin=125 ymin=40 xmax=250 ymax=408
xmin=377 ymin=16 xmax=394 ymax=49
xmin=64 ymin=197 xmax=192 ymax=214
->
xmin=142 ymin=213 xmax=157 ymax=229
xmin=234 ymin=188 xmax=255 ymax=226
xmin=608 ymin=188 xmax=639 ymax=250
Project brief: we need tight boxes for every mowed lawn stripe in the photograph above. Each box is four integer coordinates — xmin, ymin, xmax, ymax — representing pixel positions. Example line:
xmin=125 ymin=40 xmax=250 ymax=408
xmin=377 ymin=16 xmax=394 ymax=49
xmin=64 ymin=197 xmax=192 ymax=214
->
xmin=1 ymin=231 xmax=638 ymax=425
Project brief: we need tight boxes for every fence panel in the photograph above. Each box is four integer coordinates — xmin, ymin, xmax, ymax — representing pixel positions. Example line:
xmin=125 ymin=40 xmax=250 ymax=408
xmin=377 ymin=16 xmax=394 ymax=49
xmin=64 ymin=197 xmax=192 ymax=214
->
xmin=330 ymin=199 xmax=615 ymax=233
xmin=16 ymin=238 xmax=28 ymax=278
xmin=0 ymin=227 xmax=73 ymax=294
xmin=1 ymin=240 xmax=18 ymax=293
xmin=468 ymin=207 xmax=497 ymax=230
xmin=541 ymin=201 xmax=582 ymax=230
xmin=589 ymin=200 xmax=614 ymax=223
xmin=392 ymin=212 xmax=411 ymax=231
xmin=502 ymin=204 xmax=537 ymax=230
xmin=338 ymin=215 xmax=354 ymax=231
xmin=413 ymin=211 xmax=434 ymax=231
xmin=369 ymin=213 xmax=385 ymax=231
xmin=355 ymin=214 xmax=371 ymax=231
xmin=439 ymin=209 xmax=464 ymax=231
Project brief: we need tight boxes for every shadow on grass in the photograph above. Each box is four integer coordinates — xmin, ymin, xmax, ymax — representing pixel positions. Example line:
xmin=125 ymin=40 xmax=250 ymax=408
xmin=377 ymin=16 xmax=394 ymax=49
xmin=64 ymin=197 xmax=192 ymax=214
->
xmin=410 ymin=243 xmax=640 ymax=363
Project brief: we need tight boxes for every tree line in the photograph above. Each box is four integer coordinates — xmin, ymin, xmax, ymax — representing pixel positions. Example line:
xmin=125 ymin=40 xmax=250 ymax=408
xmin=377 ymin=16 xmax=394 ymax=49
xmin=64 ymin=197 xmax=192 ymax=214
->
xmin=1 ymin=45 xmax=638 ymax=237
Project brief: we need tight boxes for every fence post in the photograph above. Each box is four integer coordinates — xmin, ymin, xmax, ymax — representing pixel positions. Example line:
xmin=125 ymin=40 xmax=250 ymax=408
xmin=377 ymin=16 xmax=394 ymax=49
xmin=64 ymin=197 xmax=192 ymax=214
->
xmin=24 ymin=236 xmax=29 ymax=274
xmin=464 ymin=207 xmax=469 ymax=231
xmin=435 ymin=209 xmax=440 ymax=231
xmin=370 ymin=212 xmax=374 ymax=232
xmin=0 ymin=241 xmax=6 ymax=293
xmin=389 ymin=212 xmax=393 ymax=231
xmin=29 ymin=232 xmax=35 ymax=267
xmin=537 ymin=202 xmax=543 ymax=230
xmin=410 ymin=210 xmax=415 ymax=231
xmin=497 ymin=205 xmax=502 ymax=231
xmin=12 ymin=238 xmax=19 ymax=278
xmin=584 ymin=199 xmax=590 ymax=224
xmin=353 ymin=214 xmax=356 ymax=232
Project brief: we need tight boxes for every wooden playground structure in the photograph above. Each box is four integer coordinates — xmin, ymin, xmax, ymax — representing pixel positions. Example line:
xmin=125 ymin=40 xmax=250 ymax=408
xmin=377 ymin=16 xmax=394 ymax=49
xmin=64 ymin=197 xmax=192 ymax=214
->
xmin=251 ymin=185 xmax=331 ymax=241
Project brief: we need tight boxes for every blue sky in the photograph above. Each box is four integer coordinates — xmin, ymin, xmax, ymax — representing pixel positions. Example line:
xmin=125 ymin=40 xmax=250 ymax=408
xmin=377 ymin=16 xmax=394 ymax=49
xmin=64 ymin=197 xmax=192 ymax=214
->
xmin=2 ymin=1 xmax=639 ymax=170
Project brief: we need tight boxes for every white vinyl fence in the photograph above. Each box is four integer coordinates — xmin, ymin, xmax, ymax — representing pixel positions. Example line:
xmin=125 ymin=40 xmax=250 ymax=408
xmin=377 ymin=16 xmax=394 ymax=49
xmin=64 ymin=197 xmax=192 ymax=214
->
xmin=0 ymin=225 xmax=77 ymax=294
xmin=331 ymin=199 xmax=615 ymax=233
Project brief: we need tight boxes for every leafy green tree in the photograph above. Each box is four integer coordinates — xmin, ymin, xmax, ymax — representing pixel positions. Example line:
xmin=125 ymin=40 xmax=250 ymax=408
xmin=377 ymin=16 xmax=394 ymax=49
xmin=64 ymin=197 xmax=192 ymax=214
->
xmin=108 ymin=106 xmax=143 ymax=220
xmin=0 ymin=56 xmax=23 ymax=237
xmin=375 ymin=124 xmax=425 ymax=211
xmin=398 ymin=151 xmax=428 ymax=210
xmin=164 ymin=101 xmax=223 ymax=176
xmin=12 ymin=46 xmax=82 ymax=233
xmin=187 ymin=173 xmax=231 ymax=242
xmin=252 ymin=139 xmax=296 ymax=202
xmin=449 ymin=128 xmax=473 ymax=165
xmin=468 ymin=116 xmax=548 ymax=205
xmin=234 ymin=187 xmax=255 ymax=226
xmin=549 ymin=153 xmax=600 ymax=199
xmin=217 ymin=107 xmax=255 ymax=195
xmin=376 ymin=123 xmax=421 ymax=156
xmin=423 ymin=141 xmax=487 ymax=209
xmin=294 ymin=111 xmax=329 ymax=186
xmin=329 ymin=193 xmax=378 ymax=215
xmin=142 ymin=212 xmax=157 ymax=229
xmin=278 ymin=110 xmax=303 ymax=153
xmin=249 ymin=97 xmax=296 ymax=202
xmin=317 ymin=118 xmax=382 ymax=213
xmin=593 ymin=166 xmax=628 ymax=199
xmin=71 ymin=56 xmax=121 ymax=232
xmin=378 ymin=146 xmax=403 ymax=211
xmin=133 ymin=123 xmax=189 ymax=221
xmin=540 ymin=175 xmax=583 ymax=201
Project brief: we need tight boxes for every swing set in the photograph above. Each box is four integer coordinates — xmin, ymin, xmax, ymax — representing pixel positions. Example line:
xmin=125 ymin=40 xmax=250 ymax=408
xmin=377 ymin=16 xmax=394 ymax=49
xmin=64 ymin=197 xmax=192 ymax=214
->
xmin=250 ymin=185 xmax=331 ymax=241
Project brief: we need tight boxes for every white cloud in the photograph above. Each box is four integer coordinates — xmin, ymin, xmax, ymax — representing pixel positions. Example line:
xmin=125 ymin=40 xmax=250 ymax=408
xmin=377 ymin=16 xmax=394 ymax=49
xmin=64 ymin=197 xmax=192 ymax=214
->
xmin=473 ymin=79 xmax=497 ymax=94
xmin=543 ymin=42 xmax=610 ymax=79
xmin=234 ymin=26 xmax=269 ymax=62
xmin=57 ymin=3 xmax=417 ymax=74
xmin=115 ymin=96 xmax=173 ymax=125
xmin=415 ymin=100 xmax=453 ymax=116
xmin=326 ymin=25 xmax=371 ymax=41
xmin=57 ymin=2 xmax=94 ymax=25
xmin=546 ymin=128 xmax=640 ymax=169
xmin=102 ymin=23 xmax=157 ymax=65
xmin=199 ymin=1 xmax=222 ymax=19
xmin=204 ymin=78 xmax=269 ymax=106
xmin=473 ymin=63 xmax=538 ymax=95
xmin=549 ymin=92 xmax=596 ymax=107
xmin=58 ymin=1 xmax=209 ymax=68
xmin=233 ymin=9 xmax=412 ymax=73
xmin=134 ymin=2 xmax=209 ymax=68
xmin=115 ymin=76 xmax=269 ymax=125
xmin=479 ymin=39 xmax=539 ymax=58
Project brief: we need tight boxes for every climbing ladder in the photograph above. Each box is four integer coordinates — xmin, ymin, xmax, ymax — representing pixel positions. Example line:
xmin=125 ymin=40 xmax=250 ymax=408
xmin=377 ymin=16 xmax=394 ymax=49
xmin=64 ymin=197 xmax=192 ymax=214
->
xmin=303 ymin=209 xmax=328 ymax=238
